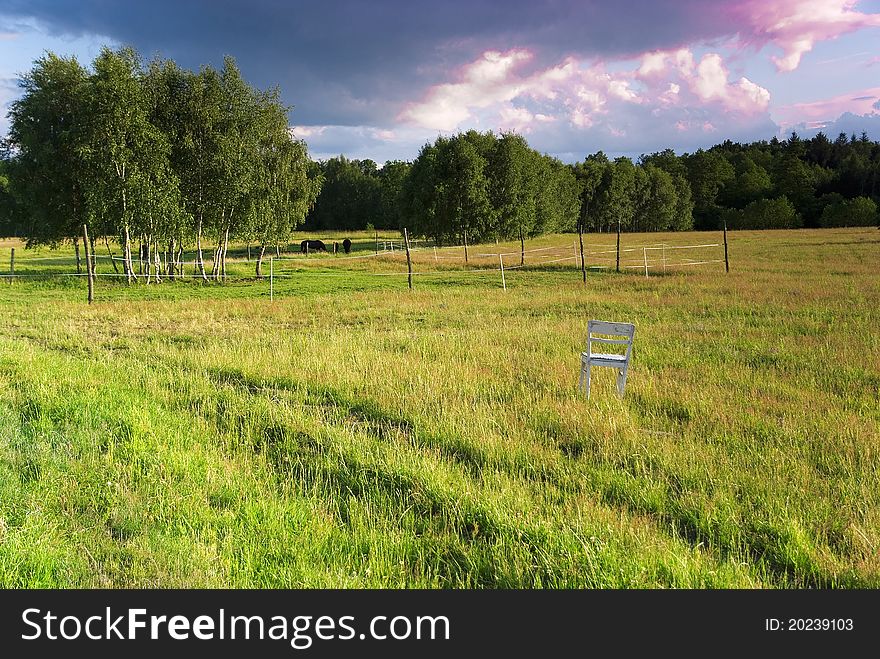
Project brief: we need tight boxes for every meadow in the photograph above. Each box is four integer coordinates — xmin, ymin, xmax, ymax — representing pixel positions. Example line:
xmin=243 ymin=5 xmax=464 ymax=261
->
xmin=0 ymin=227 xmax=877 ymax=588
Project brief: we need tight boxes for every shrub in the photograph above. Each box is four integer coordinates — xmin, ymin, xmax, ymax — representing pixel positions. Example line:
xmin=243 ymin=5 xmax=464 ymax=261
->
xmin=818 ymin=196 xmax=878 ymax=228
xmin=726 ymin=196 xmax=802 ymax=230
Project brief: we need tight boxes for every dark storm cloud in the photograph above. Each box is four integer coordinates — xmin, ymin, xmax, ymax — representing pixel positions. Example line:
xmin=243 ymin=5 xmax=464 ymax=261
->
xmin=0 ymin=0 xmax=735 ymax=126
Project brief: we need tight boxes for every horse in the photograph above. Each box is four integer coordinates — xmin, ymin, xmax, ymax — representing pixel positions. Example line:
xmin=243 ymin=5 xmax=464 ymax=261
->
xmin=300 ymin=239 xmax=327 ymax=253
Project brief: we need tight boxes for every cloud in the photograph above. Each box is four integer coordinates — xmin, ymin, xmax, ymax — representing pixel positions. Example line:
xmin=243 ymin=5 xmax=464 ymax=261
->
xmin=0 ymin=76 xmax=19 ymax=136
xmin=1 ymin=0 xmax=878 ymax=160
xmin=383 ymin=45 xmax=781 ymax=162
xmin=782 ymin=111 xmax=880 ymax=140
xmin=773 ymin=86 xmax=880 ymax=129
xmin=399 ymin=49 xmax=535 ymax=130
xmin=288 ymin=123 xmax=436 ymax=163
xmin=731 ymin=0 xmax=880 ymax=71
xmin=0 ymin=0 xmax=745 ymax=128
xmin=399 ymin=47 xmax=770 ymax=146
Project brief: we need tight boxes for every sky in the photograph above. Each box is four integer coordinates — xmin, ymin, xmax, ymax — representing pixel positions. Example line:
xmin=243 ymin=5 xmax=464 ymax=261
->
xmin=1 ymin=0 xmax=879 ymax=163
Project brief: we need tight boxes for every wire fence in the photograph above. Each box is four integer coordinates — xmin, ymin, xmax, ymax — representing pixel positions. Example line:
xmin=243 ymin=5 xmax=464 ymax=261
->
xmin=1 ymin=238 xmax=728 ymax=296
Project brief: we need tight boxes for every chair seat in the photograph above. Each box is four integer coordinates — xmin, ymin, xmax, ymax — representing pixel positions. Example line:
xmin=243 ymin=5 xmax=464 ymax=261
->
xmin=582 ymin=352 xmax=627 ymax=364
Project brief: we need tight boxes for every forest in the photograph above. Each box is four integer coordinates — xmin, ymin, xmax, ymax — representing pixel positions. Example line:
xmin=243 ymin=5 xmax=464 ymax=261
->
xmin=1 ymin=46 xmax=879 ymax=282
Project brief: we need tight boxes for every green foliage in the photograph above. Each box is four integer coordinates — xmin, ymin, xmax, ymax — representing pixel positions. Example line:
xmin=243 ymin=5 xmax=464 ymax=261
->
xmin=306 ymin=156 xmax=382 ymax=231
xmin=725 ymin=196 xmax=802 ymax=230
xmin=721 ymin=154 xmax=772 ymax=209
xmin=7 ymin=53 xmax=90 ymax=246
xmin=5 ymin=47 xmax=318 ymax=279
xmin=684 ymin=150 xmax=735 ymax=229
xmin=401 ymin=131 xmax=577 ymax=245
xmin=819 ymin=196 xmax=878 ymax=228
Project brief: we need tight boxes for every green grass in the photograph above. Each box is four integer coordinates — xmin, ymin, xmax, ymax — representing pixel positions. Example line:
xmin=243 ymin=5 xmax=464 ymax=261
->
xmin=0 ymin=227 xmax=877 ymax=588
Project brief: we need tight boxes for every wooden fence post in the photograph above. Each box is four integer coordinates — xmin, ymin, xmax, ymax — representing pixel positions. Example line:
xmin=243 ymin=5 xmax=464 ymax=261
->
xmin=723 ymin=219 xmax=730 ymax=273
xmin=578 ymin=222 xmax=586 ymax=284
xmin=9 ymin=248 xmax=13 ymax=285
xmin=270 ymin=257 xmax=274 ymax=301
xmin=616 ymin=218 xmax=621 ymax=273
xmin=643 ymin=247 xmax=649 ymax=278
xmin=404 ymin=228 xmax=413 ymax=291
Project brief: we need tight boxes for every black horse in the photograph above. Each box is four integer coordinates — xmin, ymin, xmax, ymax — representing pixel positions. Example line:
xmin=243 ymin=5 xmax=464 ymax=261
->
xmin=300 ymin=239 xmax=327 ymax=253
xmin=342 ymin=238 xmax=352 ymax=254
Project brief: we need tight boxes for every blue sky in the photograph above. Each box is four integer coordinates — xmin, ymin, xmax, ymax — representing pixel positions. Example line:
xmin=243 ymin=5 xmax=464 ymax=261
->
xmin=1 ymin=0 xmax=879 ymax=163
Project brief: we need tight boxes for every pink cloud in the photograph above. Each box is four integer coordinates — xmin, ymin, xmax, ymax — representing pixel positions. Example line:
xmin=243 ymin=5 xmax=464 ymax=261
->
xmin=371 ymin=129 xmax=397 ymax=141
xmin=398 ymin=49 xmax=537 ymax=130
xmin=398 ymin=46 xmax=771 ymax=139
xmin=291 ymin=125 xmax=327 ymax=138
xmin=773 ymin=86 xmax=880 ymax=129
xmin=732 ymin=0 xmax=880 ymax=72
xmin=498 ymin=106 xmax=536 ymax=132
xmin=633 ymin=49 xmax=769 ymax=115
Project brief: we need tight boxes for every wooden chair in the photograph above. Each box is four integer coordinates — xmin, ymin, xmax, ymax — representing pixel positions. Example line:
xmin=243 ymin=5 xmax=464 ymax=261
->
xmin=579 ymin=320 xmax=635 ymax=398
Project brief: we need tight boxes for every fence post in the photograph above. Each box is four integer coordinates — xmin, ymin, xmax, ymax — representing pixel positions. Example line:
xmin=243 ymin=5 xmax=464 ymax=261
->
xmin=270 ymin=257 xmax=274 ymax=301
xmin=499 ymin=254 xmax=506 ymax=291
xmin=663 ymin=244 xmax=667 ymax=273
xmin=375 ymin=232 xmax=379 ymax=255
xmin=82 ymin=224 xmax=94 ymax=304
xmin=616 ymin=219 xmax=621 ymax=273
xmin=404 ymin=228 xmax=413 ymax=291
xmin=643 ymin=247 xmax=649 ymax=278
xmin=9 ymin=248 xmax=13 ymax=285
xmin=723 ymin=219 xmax=730 ymax=273
xmin=578 ymin=222 xmax=586 ymax=284
xmin=433 ymin=246 xmax=437 ymax=262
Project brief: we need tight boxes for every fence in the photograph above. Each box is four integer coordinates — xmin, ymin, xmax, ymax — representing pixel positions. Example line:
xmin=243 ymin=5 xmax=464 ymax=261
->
xmin=2 ymin=235 xmax=729 ymax=302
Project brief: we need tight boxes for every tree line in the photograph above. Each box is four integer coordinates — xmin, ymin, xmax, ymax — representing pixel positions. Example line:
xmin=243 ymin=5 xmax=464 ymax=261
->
xmin=0 ymin=48 xmax=320 ymax=281
xmin=2 ymin=48 xmax=879 ymax=274
xmin=642 ymin=132 xmax=880 ymax=230
xmin=305 ymin=130 xmax=879 ymax=240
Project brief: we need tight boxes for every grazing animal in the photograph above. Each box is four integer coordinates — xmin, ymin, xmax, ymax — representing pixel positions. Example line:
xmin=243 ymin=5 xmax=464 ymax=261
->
xmin=342 ymin=238 xmax=352 ymax=254
xmin=300 ymin=239 xmax=327 ymax=253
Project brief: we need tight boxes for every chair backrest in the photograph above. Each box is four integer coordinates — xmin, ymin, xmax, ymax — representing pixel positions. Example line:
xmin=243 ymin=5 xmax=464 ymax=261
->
xmin=587 ymin=320 xmax=635 ymax=360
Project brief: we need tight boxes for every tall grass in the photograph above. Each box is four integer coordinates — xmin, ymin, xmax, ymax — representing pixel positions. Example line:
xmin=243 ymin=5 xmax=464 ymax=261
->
xmin=0 ymin=228 xmax=877 ymax=587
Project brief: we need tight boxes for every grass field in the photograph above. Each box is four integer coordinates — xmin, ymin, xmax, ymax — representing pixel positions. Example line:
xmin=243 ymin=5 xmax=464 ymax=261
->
xmin=0 ymin=227 xmax=877 ymax=588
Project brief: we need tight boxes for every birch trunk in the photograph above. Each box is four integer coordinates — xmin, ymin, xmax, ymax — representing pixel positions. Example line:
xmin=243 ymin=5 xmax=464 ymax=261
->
xmin=177 ymin=244 xmax=185 ymax=278
xmin=123 ymin=225 xmax=135 ymax=284
xmin=519 ymin=227 xmax=525 ymax=266
xmin=104 ymin=236 xmax=119 ymax=274
xmin=144 ymin=239 xmax=151 ymax=285
xmin=221 ymin=227 xmax=230 ymax=281
xmin=256 ymin=244 xmax=267 ymax=279
xmin=153 ymin=240 xmax=162 ymax=283
xmin=196 ymin=216 xmax=208 ymax=281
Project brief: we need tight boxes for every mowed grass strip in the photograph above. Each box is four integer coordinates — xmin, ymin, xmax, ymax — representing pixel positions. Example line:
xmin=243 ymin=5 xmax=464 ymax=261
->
xmin=0 ymin=227 xmax=877 ymax=587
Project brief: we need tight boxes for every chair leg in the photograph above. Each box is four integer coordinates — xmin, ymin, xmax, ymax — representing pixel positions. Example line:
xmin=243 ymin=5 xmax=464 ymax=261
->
xmin=578 ymin=364 xmax=584 ymax=391
xmin=585 ymin=365 xmax=591 ymax=399
xmin=617 ymin=367 xmax=628 ymax=397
